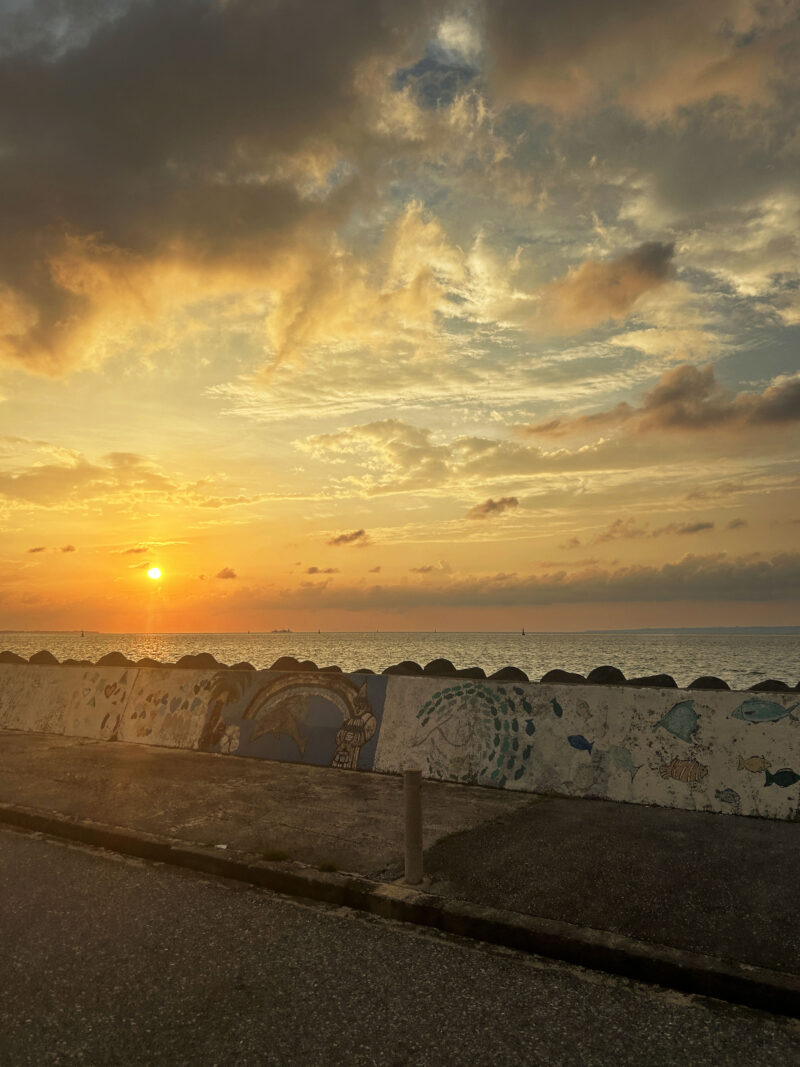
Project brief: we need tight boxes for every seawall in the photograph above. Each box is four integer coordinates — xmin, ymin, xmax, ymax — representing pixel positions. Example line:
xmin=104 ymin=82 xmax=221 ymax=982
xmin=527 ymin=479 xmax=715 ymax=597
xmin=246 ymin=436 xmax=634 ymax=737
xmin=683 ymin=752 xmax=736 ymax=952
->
xmin=0 ymin=662 xmax=797 ymax=821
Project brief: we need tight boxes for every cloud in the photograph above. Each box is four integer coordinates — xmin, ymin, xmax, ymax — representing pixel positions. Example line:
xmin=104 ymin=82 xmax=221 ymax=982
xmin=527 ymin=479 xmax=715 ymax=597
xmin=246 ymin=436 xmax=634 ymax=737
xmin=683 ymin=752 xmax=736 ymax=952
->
xmin=727 ymin=518 xmax=748 ymax=530
xmin=668 ymin=521 xmax=715 ymax=536
xmin=592 ymin=518 xmax=650 ymax=544
xmin=410 ymin=560 xmax=451 ymax=574
xmin=537 ymin=242 xmax=675 ymax=333
xmin=215 ymin=567 xmax=237 ymax=580
xmin=485 ymin=0 xmax=797 ymax=118
xmin=368 ymin=565 xmax=382 ymax=573
xmin=0 ymin=449 xmax=177 ymax=507
xmin=521 ymin=365 xmax=800 ymax=439
xmin=251 ymin=551 xmax=800 ymax=610
xmin=306 ymin=566 xmax=339 ymax=575
xmin=60 ymin=544 xmax=76 ymax=552
xmin=27 ymin=545 xmax=46 ymax=553
xmin=122 ymin=546 xmax=149 ymax=555
xmin=569 ymin=517 xmax=717 ymax=546
xmin=0 ymin=442 xmax=266 ymax=515
xmin=466 ymin=496 xmax=519 ymax=520
xmin=0 ymin=0 xmax=434 ymax=376
xmin=328 ymin=528 xmax=370 ymax=546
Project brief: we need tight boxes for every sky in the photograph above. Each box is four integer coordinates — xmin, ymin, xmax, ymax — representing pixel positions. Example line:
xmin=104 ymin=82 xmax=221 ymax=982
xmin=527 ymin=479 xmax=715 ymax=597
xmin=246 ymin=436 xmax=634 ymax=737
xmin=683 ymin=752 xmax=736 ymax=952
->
xmin=0 ymin=0 xmax=799 ymax=633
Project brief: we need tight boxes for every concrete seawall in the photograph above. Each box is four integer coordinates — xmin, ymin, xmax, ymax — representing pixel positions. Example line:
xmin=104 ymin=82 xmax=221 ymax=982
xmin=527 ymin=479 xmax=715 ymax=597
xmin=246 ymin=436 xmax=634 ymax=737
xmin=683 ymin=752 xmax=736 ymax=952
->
xmin=0 ymin=663 xmax=797 ymax=820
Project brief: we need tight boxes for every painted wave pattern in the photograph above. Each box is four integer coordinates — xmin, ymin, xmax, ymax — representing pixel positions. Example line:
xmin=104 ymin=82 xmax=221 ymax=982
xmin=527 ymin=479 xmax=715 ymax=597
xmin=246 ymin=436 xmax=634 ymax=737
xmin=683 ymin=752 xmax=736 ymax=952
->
xmin=415 ymin=682 xmax=537 ymax=786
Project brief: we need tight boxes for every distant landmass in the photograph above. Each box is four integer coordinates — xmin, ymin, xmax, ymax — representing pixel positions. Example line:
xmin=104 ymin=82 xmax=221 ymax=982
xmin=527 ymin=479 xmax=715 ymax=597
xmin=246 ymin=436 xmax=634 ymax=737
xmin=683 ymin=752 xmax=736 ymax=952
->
xmin=580 ymin=626 xmax=800 ymax=635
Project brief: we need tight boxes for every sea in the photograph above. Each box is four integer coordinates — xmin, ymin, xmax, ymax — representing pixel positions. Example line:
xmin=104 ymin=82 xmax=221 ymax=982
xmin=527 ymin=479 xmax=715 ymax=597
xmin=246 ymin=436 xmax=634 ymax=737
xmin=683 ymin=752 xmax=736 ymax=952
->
xmin=1 ymin=631 xmax=798 ymax=691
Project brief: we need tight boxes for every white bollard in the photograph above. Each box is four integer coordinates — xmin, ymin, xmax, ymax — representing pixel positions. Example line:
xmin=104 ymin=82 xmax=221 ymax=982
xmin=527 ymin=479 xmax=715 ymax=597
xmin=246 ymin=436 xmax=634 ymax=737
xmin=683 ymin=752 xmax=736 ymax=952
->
xmin=404 ymin=767 xmax=423 ymax=884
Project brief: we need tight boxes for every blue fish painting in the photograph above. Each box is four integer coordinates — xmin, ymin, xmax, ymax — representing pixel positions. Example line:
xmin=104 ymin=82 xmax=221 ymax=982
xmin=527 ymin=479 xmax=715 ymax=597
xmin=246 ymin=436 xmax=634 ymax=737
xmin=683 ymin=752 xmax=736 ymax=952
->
xmin=654 ymin=699 xmax=699 ymax=743
xmin=731 ymin=698 xmax=798 ymax=725
xmin=715 ymin=788 xmax=741 ymax=808
xmin=568 ymin=734 xmax=594 ymax=754
xmin=551 ymin=697 xmax=563 ymax=718
xmin=764 ymin=768 xmax=800 ymax=788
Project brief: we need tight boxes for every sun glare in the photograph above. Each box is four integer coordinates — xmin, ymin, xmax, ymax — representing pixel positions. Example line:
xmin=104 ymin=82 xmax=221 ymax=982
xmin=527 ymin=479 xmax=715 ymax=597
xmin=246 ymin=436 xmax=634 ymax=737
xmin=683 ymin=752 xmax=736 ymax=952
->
xmin=147 ymin=567 xmax=162 ymax=580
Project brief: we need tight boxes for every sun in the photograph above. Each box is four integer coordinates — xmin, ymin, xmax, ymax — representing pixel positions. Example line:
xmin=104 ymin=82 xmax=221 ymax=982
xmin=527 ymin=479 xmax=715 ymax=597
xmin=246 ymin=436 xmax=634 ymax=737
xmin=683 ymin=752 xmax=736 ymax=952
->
xmin=147 ymin=567 xmax=162 ymax=580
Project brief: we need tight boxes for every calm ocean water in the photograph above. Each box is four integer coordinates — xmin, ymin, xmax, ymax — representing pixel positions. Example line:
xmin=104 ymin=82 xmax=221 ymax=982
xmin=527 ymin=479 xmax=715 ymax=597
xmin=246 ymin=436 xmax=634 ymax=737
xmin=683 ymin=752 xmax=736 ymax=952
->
xmin=1 ymin=631 xmax=798 ymax=690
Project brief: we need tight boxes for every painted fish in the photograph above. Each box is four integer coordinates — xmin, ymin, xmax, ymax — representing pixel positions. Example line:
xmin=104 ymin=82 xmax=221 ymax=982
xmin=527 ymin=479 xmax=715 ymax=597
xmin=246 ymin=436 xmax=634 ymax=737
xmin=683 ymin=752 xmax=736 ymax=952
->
xmin=738 ymin=754 xmax=770 ymax=773
xmin=551 ymin=697 xmax=563 ymax=718
xmin=568 ymin=734 xmax=594 ymax=754
xmin=764 ymin=768 xmax=800 ymax=789
xmin=659 ymin=757 xmax=708 ymax=783
xmin=654 ymin=699 xmax=699 ymax=744
xmin=715 ymin=788 xmax=741 ymax=807
xmin=731 ymin=698 xmax=798 ymax=725
xmin=609 ymin=744 xmax=642 ymax=782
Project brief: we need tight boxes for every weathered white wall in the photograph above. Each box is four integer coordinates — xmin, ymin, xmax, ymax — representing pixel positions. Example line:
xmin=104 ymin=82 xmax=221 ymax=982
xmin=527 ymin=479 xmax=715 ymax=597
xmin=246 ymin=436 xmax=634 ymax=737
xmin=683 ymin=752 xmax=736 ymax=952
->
xmin=0 ymin=664 xmax=132 ymax=740
xmin=1 ymin=664 xmax=797 ymax=820
xmin=373 ymin=677 xmax=800 ymax=820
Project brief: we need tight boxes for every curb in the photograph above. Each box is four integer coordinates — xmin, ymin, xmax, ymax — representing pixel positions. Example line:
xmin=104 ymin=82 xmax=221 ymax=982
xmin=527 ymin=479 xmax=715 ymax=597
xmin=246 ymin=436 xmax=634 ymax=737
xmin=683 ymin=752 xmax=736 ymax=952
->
xmin=2 ymin=801 xmax=798 ymax=1019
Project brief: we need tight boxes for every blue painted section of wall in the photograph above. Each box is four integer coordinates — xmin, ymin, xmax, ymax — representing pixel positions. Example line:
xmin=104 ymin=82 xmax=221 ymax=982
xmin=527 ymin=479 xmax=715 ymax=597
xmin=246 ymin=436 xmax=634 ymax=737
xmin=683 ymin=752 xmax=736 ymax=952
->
xmin=200 ymin=669 xmax=389 ymax=770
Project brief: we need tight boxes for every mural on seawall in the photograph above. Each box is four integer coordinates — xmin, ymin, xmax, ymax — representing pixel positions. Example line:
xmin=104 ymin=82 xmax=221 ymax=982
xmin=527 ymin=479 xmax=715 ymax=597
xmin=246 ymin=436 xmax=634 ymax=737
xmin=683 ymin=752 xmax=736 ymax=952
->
xmin=371 ymin=678 xmax=800 ymax=821
xmin=197 ymin=669 xmax=387 ymax=769
xmin=0 ymin=663 xmax=797 ymax=819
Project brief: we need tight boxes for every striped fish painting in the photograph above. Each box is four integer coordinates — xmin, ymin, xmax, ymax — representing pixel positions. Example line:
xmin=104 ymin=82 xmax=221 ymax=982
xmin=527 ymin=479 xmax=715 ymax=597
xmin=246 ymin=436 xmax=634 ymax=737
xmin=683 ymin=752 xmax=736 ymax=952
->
xmin=659 ymin=757 xmax=708 ymax=783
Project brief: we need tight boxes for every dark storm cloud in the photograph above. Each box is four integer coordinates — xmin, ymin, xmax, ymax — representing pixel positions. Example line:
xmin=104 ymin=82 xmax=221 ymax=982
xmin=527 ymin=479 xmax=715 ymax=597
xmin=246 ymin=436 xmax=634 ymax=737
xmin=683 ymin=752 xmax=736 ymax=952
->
xmin=466 ymin=496 xmax=519 ymax=519
xmin=328 ymin=528 xmax=370 ymax=546
xmin=522 ymin=365 xmax=800 ymax=438
xmin=0 ymin=0 xmax=435 ymax=374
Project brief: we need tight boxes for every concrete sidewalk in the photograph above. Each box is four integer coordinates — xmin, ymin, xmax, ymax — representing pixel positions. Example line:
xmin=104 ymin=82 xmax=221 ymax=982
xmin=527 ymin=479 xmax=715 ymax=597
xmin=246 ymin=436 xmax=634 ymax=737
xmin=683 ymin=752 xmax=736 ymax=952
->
xmin=1 ymin=729 xmax=798 ymax=1014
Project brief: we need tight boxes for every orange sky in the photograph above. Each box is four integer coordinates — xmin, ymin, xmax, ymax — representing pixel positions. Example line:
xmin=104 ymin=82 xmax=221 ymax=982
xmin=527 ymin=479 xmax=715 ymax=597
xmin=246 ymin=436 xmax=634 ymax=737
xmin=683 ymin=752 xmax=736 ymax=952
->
xmin=0 ymin=0 xmax=798 ymax=632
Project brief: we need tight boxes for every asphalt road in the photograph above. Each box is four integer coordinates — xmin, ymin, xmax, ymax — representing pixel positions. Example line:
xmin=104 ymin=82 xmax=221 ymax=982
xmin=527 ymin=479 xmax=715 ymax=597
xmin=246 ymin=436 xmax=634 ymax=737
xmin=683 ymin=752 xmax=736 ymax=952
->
xmin=1 ymin=827 xmax=798 ymax=1067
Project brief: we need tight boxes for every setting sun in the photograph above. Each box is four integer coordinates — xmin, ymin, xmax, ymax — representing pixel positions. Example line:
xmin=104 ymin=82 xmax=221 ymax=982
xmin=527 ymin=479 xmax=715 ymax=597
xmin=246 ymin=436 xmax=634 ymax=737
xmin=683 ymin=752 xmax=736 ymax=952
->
xmin=147 ymin=567 xmax=162 ymax=581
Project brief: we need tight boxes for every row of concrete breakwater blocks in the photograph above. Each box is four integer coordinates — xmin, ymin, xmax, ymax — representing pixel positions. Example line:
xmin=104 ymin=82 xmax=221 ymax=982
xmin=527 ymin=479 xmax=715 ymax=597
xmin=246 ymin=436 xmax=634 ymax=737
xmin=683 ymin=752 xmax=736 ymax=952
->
xmin=2 ymin=648 xmax=799 ymax=692
xmin=0 ymin=659 xmax=798 ymax=822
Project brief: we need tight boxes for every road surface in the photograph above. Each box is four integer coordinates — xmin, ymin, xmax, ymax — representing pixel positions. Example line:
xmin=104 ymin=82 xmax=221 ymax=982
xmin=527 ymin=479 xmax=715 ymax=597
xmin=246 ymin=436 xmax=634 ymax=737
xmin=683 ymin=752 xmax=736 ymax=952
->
xmin=0 ymin=826 xmax=797 ymax=1065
